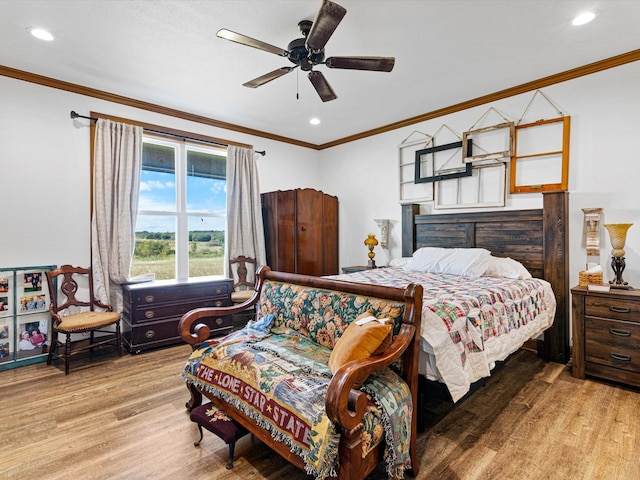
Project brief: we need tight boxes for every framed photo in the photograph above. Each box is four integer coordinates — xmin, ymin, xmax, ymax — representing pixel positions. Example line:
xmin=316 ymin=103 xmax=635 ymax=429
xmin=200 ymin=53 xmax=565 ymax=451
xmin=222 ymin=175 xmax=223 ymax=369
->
xmin=17 ymin=269 xmax=50 ymax=315
xmin=0 ymin=275 xmax=13 ymax=318
xmin=17 ymin=315 xmax=49 ymax=359
xmin=0 ymin=277 xmax=8 ymax=293
xmin=23 ymin=271 xmax=43 ymax=293
xmin=0 ymin=322 xmax=12 ymax=363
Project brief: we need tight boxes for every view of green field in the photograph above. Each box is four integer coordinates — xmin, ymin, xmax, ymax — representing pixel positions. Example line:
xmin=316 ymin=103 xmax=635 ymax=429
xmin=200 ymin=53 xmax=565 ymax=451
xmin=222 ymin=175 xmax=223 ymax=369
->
xmin=130 ymin=231 xmax=225 ymax=280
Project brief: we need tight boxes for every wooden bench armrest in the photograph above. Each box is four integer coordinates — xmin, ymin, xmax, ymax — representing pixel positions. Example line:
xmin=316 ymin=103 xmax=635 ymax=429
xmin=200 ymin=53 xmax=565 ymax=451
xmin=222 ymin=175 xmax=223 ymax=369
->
xmin=325 ymin=324 xmax=417 ymax=430
xmin=178 ymin=268 xmax=268 ymax=345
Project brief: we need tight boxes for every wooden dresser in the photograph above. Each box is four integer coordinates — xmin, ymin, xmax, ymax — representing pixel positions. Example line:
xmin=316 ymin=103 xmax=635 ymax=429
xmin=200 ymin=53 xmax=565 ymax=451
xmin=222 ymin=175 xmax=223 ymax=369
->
xmin=122 ymin=276 xmax=232 ymax=353
xmin=571 ymin=285 xmax=640 ymax=387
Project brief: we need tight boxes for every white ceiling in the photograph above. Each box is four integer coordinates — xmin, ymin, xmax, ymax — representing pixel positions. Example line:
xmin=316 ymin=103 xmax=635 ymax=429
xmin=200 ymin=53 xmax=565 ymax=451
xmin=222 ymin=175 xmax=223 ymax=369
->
xmin=1 ymin=0 xmax=639 ymax=146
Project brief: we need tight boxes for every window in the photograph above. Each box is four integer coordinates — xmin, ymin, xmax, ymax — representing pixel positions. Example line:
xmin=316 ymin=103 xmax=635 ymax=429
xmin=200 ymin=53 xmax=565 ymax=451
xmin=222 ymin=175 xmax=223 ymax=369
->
xmin=131 ymin=136 xmax=227 ymax=281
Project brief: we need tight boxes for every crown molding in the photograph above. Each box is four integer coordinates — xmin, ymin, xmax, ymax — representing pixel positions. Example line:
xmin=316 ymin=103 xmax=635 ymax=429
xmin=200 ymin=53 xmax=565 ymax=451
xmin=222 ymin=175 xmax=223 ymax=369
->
xmin=2 ymin=48 xmax=640 ymax=151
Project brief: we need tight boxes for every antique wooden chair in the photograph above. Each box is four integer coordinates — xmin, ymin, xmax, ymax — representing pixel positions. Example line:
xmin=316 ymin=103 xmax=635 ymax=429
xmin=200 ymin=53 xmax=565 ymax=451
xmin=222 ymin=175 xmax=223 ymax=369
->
xmin=45 ymin=265 xmax=122 ymax=374
xmin=228 ymin=256 xmax=257 ymax=329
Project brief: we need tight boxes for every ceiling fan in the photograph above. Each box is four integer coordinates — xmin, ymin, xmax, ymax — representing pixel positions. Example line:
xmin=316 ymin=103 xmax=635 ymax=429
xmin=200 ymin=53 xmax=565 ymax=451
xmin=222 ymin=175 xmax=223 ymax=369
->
xmin=216 ymin=0 xmax=395 ymax=102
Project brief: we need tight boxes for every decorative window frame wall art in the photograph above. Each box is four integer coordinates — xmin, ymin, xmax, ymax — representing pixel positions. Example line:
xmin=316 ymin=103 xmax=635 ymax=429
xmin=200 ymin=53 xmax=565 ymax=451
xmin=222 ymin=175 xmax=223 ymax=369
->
xmin=398 ymin=131 xmax=434 ymax=204
xmin=414 ymin=125 xmax=473 ymax=184
xmin=509 ymin=116 xmax=570 ymax=194
xmin=414 ymin=139 xmax=473 ymax=183
xmin=462 ymin=121 xmax=514 ymax=164
xmin=462 ymin=107 xmax=515 ymax=164
xmin=434 ymin=162 xmax=506 ymax=210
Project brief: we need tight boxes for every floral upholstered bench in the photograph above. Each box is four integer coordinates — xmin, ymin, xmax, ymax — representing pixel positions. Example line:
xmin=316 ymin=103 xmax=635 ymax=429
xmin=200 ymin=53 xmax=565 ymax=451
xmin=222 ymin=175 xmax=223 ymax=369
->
xmin=179 ymin=267 xmax=422 ymax=480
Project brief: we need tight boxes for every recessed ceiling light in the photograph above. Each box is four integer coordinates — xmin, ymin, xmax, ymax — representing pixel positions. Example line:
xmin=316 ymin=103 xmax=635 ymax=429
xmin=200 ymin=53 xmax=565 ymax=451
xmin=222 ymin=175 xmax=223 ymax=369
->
xmin=27 ymin=27 xmax=54 ymax=41
xmin=309 ymin=118 xmax=321 ymax=125
xmin=572 ymin=11 xmax=596 ymax=26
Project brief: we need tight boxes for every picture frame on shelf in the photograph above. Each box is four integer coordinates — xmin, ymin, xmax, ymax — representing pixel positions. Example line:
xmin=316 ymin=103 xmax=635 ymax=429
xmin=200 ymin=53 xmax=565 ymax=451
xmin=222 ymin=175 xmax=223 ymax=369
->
xmin=17 ymin=315 xmax=49 ymax=359
xmin=17 ymin=269 xmax=50 ymax=314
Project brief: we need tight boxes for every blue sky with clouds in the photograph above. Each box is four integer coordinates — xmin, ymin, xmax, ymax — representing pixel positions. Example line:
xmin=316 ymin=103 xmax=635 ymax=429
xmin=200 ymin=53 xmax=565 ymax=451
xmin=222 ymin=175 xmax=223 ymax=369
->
xmin=136 ymin=169 xmax=226 ymax=233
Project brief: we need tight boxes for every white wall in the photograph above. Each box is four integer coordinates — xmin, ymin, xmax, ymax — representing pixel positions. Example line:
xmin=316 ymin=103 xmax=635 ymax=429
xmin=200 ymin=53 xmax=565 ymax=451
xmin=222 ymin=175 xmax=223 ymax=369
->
xmin=319 ymin=60 xmax=640 ymax=289
xmin=2 ymin=59 xmax=640 ymax=289
xmin=0 ymin=75 xmax=320 ymax=269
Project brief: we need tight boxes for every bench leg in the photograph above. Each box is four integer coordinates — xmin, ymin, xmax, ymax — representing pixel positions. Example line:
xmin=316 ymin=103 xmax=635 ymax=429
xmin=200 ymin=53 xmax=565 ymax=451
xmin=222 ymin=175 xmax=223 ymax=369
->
xmin=193 ymin=424 xmax=204 ymax=447
xmin=226 ymin=442 xmax=236 ymax=469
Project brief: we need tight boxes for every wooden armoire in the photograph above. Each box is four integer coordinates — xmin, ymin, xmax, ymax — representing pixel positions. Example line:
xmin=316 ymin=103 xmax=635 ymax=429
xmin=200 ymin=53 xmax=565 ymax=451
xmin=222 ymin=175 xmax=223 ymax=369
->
xmin=261 ymin=188 xmax=338 ymax=276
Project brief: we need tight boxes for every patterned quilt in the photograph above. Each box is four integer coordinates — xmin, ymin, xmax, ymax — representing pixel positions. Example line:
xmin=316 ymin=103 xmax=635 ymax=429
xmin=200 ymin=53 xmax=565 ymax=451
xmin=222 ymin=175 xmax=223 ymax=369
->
xmin=331 ymin=268 xmax=556 ymax=402
xmin=183 ymin=327 xmax=413 ymax=480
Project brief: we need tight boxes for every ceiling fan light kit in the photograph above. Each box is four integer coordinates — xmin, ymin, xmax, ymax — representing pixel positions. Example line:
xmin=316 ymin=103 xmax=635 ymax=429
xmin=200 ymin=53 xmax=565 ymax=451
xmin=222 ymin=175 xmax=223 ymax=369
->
xmin=216 ymin=0 xmax=395 ymax=102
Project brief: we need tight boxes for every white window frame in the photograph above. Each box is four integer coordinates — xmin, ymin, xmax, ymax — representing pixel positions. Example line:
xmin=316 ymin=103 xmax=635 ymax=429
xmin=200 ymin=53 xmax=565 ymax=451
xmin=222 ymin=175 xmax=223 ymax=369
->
xmin=137 ymin=136 xmax=227 ymax=280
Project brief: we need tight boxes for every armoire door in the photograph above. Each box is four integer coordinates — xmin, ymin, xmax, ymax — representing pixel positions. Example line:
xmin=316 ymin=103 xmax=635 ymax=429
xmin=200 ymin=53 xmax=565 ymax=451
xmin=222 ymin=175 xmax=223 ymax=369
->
xmin=296 ymin=189 xmax=325 ymax=276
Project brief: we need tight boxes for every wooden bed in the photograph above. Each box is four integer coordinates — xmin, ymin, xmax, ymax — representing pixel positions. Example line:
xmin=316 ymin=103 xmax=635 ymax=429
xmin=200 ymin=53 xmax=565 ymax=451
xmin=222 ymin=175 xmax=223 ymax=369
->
xmin=400 ymin=190 xmax=569 ymax=365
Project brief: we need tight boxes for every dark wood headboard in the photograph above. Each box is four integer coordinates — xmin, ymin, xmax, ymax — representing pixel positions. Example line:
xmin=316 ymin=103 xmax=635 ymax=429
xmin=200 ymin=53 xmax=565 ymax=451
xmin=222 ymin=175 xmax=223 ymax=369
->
xmin=401 ymin=191 xmax=569 ymax=364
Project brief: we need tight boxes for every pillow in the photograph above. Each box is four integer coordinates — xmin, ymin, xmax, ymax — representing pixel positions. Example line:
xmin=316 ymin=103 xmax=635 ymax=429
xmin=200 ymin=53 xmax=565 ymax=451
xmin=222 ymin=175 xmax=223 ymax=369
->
xmin=484 ymin=256 xmax=532 ymax=279
xmin=404 ymin=247 xmax=491 ymax=277
xmin=389 ymin=257 xmax=412 ymax=268
xmin=403 ymin=247 xmax=451 ymax=272
xmin=328 ymin=311 xmax=392 ymax=374
xmin=434 ymin=248 xmax=492 ymax=277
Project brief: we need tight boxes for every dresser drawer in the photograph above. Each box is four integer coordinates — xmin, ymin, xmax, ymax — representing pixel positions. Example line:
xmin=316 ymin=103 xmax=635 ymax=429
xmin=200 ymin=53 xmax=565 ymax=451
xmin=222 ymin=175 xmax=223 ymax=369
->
xmin=130 ymin=283 xmax=230 ymax=306
xmin=132 ymin=298 xmax=228 ymax=324
xmin=585 ymin=317 xmax=640 ymax=372
xmin=123 ymin=315 xmax=232 ymax=353
xmin=585 ymin=296 xmax=640 ymax=322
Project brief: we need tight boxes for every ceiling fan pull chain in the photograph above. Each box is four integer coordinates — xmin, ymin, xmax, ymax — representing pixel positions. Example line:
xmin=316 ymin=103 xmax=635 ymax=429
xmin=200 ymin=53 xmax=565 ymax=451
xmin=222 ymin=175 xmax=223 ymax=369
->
xmin=296 ymin=68 xmax=300 ymax=100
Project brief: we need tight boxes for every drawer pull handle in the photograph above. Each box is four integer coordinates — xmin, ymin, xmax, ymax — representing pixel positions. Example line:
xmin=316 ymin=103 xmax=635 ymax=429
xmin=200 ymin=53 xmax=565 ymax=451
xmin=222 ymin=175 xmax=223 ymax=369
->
xmin=216 ymin=317 xmax=224 ymax=326
xmin=609 ymin=306 xmax=630 ymax=313
xmin=145 ymin=330 xmax=155 ymax=339
xmin=145 ymin=295 xmax=155 ymax=303
xmin=215 ymin=301 xmax=223 ymax=307
xmin=145 ymin=310 xmax=155 ymax=319
xmin=609 ymin=352 xmax=631 ymax=362
xmin=215 ymin=288 xmax=222 ymax=294
xmin=609 ymin=328 xmax=631 ymax=337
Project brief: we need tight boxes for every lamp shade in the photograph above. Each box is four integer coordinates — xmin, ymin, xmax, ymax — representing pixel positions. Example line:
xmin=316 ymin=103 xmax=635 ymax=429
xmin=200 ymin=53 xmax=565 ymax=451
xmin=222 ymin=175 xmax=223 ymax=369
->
xmin=604 ymin=223 xmax=633 ymax=257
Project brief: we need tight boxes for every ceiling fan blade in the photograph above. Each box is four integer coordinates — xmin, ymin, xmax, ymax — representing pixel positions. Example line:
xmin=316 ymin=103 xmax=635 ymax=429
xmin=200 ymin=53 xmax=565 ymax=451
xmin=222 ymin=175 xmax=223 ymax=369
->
xmin=308 ymin=70 xmax=337 ymax=102
xmin=243 ymin=67 xmax=295 ymax=88
xmin=305 ymin=0 xmax=347 ymax=52
xmin=217 ymin=29 xmax=288 ymax=57
xmin=325 ymin=56 xmax=395 ymax=72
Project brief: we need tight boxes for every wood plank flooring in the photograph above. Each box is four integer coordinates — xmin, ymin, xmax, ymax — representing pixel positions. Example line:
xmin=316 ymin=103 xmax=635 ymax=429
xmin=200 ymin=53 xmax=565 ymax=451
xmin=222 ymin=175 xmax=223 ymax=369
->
xmin=1 ymin=345 xmax=639 ymax=479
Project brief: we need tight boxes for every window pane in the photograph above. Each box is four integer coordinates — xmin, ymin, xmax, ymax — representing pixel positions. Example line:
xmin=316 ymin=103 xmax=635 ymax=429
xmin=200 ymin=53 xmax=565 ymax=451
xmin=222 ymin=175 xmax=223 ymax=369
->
xmin=131 ymin=215 xmax=176 ymax=281
xmin=187 ymin=148 xmax=226 ymax=214
xmin=140 ymin=142 xmax=176 ymax=212
xmin=188 ymin=216 xmax=225 ymax=277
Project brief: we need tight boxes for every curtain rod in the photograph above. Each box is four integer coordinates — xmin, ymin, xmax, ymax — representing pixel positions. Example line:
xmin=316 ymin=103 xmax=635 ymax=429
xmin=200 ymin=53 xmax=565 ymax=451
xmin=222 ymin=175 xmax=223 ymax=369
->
xmin=70 ymin=110 xmax=266 ymax=156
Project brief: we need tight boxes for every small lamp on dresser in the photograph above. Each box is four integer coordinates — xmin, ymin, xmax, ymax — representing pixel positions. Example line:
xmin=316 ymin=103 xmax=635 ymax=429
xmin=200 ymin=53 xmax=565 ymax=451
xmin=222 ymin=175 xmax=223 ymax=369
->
xmin=604 ymin=223 xmax=633 ymax=289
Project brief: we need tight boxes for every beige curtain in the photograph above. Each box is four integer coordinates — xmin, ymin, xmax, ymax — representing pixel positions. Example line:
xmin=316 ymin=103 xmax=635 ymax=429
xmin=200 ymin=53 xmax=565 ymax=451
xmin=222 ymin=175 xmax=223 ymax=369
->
xmin=226 ymin=146 xmax=266 ymax=271
xmin=91 ymin=119 xmax=142 ymax=311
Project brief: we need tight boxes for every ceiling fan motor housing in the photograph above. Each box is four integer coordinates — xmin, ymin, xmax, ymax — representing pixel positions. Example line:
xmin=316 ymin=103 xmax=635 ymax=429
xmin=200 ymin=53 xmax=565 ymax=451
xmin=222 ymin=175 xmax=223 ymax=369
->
xmin=287 ymin=37 xmax=324 ymax=71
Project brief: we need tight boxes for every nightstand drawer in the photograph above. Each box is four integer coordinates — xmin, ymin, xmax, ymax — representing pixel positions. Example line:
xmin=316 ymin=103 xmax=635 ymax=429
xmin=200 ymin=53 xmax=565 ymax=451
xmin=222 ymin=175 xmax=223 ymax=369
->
xmin=585 ymin=296 xmax=640 ymax=322
xmin=585 ymin=317 xmax=640 ymax=371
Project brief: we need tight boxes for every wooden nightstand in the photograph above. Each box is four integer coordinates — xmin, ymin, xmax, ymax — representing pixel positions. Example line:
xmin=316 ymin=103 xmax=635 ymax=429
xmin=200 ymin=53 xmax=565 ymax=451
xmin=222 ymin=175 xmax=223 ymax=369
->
xmin=341 ymin=265 xmax=379 ymax=274
xmin=571 ymin=285 xmax=640 ymax=387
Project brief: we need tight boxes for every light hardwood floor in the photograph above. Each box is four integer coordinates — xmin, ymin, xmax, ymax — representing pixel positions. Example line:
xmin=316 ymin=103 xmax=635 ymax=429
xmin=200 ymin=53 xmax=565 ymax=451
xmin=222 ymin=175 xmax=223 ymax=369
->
xmin=1 ymin=345 xmax=639 ymax=479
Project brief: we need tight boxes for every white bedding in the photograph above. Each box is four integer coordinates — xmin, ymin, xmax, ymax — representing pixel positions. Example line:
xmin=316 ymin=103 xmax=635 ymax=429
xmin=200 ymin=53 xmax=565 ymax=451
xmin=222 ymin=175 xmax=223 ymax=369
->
xmin=331 ymin=267 xmax=556 ymax=402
